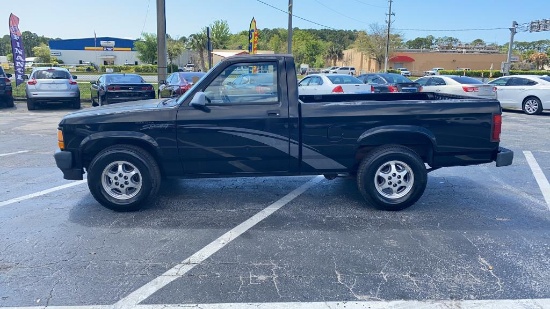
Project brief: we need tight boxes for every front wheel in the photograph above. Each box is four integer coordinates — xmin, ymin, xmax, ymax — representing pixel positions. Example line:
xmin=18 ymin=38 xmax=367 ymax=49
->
xmin=356 ymin=145 xmax=427 ymax=211
xmin=522 ymin=97 xmax=543 ymax=115
xmin=87 ymin=145 xmax=161 ymax=211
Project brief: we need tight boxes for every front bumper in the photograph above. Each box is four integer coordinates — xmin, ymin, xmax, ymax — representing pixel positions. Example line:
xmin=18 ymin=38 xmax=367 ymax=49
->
xmin=496 ymin=147 xmax=514 ymax=167
xmin=54 ymin=150 xmax=84 ymax=180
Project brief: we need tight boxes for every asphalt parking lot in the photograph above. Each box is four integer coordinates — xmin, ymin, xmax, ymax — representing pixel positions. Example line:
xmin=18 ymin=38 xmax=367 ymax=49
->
xmin=0 ymin=103 xmax=549 ymax=309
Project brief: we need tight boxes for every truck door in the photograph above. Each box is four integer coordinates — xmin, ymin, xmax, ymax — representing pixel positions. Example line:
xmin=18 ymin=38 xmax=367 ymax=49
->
xmin=176 ymin=60 xmax=292 ymax=175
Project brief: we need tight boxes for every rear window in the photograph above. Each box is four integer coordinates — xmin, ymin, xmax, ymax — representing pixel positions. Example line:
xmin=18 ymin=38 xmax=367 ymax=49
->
xmin=449 ymin=76 xmax=484 ymax=84
xmin=106 ymin=75 xmax=144 ymax=83
xmin=33 ymin=69 xmax=71 ymax=80
xmin=380 ymin=74 xmax=412 ymax=83
xmin=327 ymin=75 xmax=363 ymax=84
xmin=539 ymin=76 xmax=550 ymax=82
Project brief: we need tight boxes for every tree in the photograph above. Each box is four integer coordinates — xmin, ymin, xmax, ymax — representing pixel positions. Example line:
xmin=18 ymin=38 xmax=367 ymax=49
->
xmin=134 ymin=33 xmax=158 ymax=64
xmin=292 ymin=30 xmax=323 ymax=67
xmin=529 ymin=52 xmax=548 ymax=70
xmin=210 ymin=20 xmax=231 ymax=49
xmin=406 ymin=36 xmax=434 ymax=49
xmin=32 ymin=43 xmax=51 ymax=63
xmin=471 ymin=38 xmax=486 ymax=47
xmin=188 ymin=31 xmax=207 ymax=71
xmin=325 ymin=43 xmax=343 ymax=66
xmin=353 ymin=24 xmax=403 ymax=70
xmin=167 ymin=39 xmax=185 ymax=71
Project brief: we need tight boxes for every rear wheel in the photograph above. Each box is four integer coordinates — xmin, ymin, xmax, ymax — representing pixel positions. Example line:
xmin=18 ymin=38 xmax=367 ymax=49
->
xmin=99 ymin=95 xmax=108 ymax=106
xmin=87 ymin=145 xmax=161 ymax=211
xmin=522 ymin=96 xmax=543 ymax=115
xmin=27 ymin=98 xmax=36 ymax=110
xmin=91 ymin=93 xmax=98 ymax=107
xmin=357 ymin=145 xmax=427 ymax=211
xmin=72 ymin=97 xmax=81 ymax=109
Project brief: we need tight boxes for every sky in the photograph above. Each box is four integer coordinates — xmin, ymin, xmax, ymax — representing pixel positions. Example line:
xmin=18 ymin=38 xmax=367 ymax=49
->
xmin=3 ymin=0 xmax=550 ymax=45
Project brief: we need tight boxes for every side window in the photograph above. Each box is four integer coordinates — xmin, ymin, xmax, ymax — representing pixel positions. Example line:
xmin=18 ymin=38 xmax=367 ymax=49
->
xmin=490 ymin=78 xmax=508 ymax=86
xmin=309 ymin=76 xmax=322 ymax=86
xmin=415 ymin=78 xmax=428 ymax=86
xmin=203 ymin=62 xmax=279 ymax=104
xmin=506 ymin=77 xmax=536 ymax=86
xmin=298 ymin=77 xmax=311 ymax=86
xmin=428 ymin=77 xmax=446 ymax=86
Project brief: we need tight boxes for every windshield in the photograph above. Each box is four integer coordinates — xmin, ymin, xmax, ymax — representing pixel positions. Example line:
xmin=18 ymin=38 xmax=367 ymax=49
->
xmin=380 ymin=74 xmax=412 ymax=83
xmin=539 ymin=76 xmax=550 ymax=83
xmin=33 ymin=69 xmax=71 ymax=80
xmin=106 ymin=75 xmax=144 ymax=84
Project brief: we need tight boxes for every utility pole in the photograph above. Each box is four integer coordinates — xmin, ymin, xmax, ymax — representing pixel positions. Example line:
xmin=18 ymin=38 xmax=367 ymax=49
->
xmin=287 ymin=0 xmax=293 ymax=54
xmin=383 ymin=0 xmax=394 ymax=72
xmin=504 ymin=21 xmax=518 ymax=76
xmin=156 ymin=0 xmax=167 ymax=83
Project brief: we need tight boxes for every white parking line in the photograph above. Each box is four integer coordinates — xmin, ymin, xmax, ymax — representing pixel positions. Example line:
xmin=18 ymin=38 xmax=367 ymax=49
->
xmin=0 ymin=150 xmax=29 ymax=157
xmin=0 ymin=180 xmax=87 ymax=208
xmin=523 ymin=151 xmax=550 ymax=210
xmin=3 ymin=299 xmax=550 ymax=309
xmin=114 ymin=175 xmax=324 ymax=309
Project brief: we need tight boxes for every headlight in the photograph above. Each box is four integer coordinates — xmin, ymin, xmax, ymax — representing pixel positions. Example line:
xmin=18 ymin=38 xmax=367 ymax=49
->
xmin=57 ymin=129 xmax=65 ymax=150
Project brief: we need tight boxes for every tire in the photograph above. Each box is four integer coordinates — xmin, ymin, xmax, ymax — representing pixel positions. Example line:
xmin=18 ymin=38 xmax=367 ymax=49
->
xmin=99 ymin=95 xmax=107 ymax=106
xmin=87 ymin=145 xmax=161 ymax=211
xmin=27 ymin=98 xmax=36 ymax=111
xmin=91 ymin=94 xmax=98 ymax=107
xmin=6 ymin=97 xmax=14 ymax=108
xmin=522 ymin=96 xmax=543 ymax=115
xmin=356 ymin=145 xmax=427 ymax=211
xmin=72 ymin=98 xmax=81 ymax=109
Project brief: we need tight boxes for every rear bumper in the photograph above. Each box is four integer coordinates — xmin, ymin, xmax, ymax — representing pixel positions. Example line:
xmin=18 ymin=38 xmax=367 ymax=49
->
xmin=54 ymin=150 xmax=84 ymax=180
xmin=496 ymin=147 xmax=514 ymax=167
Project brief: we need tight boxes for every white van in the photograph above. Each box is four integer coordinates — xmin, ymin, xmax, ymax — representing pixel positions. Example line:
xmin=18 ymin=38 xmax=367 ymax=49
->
xmin=329 ymin=66 xmax=356 ymax=75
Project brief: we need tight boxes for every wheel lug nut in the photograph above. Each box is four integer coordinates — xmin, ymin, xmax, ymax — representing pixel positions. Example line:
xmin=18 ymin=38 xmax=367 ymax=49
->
xmin=125 ymin=181 xmax=129 ymax=185
xmin=115 ymin=182 xmax=119 ymax=185
xmin=124 ymin=176 xmax=128 ymax=180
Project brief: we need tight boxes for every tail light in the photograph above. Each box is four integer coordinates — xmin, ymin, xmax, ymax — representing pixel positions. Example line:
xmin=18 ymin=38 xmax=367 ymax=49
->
xmin=27 ymin=79 xmax=37 ymax=85
xmin=418 ymin=86 xmax=423 ymax=92
xmin=332 ymin=85 xmax=344 ymax=93
xmin=179 ymin=84 xmax=192 ymax=93
xmin=370 ymin=85 xmax=375 ymax=93
xmin=69 ymin=80 xmax=77 ymax=85
xmin=388 ymin=85 xmax=399 ymax=92
xmin=492 ymin=86 xmax=497 ymax=92
xmin=4 ymin=78 xmax=10 ymax=83
xmin=141 ymin=86 xmax=153 ymax=91
xmin=491 ymin=114 xmax=502 ymax=142
xmin=462 ymin=86 xmax=479 ymax=92
xmin=107 ymin=86 xmax=121 ymax=91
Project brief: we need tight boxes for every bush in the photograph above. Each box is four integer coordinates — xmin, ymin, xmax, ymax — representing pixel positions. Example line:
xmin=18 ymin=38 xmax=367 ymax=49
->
xmin=133 ymin=65 xmax=157 ymax=73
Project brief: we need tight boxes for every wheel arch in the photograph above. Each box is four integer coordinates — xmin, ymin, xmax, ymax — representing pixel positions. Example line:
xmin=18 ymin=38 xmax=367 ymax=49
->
xmin=80 ymin=132 xmax=162 ymax=175
xmin=355 ymin=125 xmax=436 ymax=166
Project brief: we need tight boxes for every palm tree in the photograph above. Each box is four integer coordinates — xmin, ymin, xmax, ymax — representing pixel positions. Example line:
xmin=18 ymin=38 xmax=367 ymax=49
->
xmin=325 ymin=44 xmax=343 ymax=66
xmin=529 ymin=52 xmax=548 ymax=70
xmin=188 ymin=32 xmax=207 ymax=71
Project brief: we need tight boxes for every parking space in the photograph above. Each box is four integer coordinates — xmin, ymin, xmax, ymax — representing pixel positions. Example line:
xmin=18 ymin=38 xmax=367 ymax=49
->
xmin=0 ymin=104 xmax=549 ymax=308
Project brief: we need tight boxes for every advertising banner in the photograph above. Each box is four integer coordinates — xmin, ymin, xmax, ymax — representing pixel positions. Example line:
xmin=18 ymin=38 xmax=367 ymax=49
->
xmin=9 ymin=13 xmax=26 ymax=86
xmin=248 ymin=17 xmax=258 ymax=55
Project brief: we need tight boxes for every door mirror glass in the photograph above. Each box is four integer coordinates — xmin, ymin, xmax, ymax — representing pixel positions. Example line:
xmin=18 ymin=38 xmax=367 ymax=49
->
xmin=190 ymin=92 xmax=207 ymax=107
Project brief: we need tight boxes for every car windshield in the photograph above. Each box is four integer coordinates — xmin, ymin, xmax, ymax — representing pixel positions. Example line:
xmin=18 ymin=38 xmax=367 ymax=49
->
xmin=327 ymin=75 xmax=363 ymax=84
xmin=34 ymin=69 xmax=71 ymax=80
xmin=380 ymin=74 xmax=412 ymax=83
xmin=449 ymin=76 xmax=484 ymax=84
xmin=539 ymin=76 xmax=550 ymax=83
xmin=180 ymin=73 xmax=206 ymax=84
xmin=106 ymin=75 xmax=144 ymax=83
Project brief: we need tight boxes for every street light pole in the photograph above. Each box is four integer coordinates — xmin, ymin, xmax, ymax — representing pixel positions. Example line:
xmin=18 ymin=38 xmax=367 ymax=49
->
xmin=504 ymin=21 xmax=518 ymax=76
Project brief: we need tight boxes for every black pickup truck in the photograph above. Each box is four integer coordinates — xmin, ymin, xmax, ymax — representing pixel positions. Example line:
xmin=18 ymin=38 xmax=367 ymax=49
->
xmin=54 ymin=54 xmax=513 ymax=212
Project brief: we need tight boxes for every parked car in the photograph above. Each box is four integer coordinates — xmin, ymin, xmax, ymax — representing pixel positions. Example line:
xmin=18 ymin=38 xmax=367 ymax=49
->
xmin=90 ymin=73 xmax=155 ymax=106
xmin=329 ymin=66 xmax=356 ymax=75
xmin=356 ymin=73 xmax=421 ymax=93
xmin=424 ymin=67 xmax=445 ymax=76
xmin=396 ymin=68 xmax=411 ymax=76
xmin=415 ymin=75 xmax=496 ymax=99
xmin=159 ymin=72 xmax=206 ymax=98
xmin=0 ymin=66 xmax=14 ymax=108
xmin=320 ymin=66 xmax=339 ymax=73
xmin=24 ymin=67 xmax=80 ymax=110
xmin=298 ymin=73 xmax=373 ymax=95
xmin=182 ymin=63 xmax=195 ymax=72
xmin=222 ymin=73 xmax=277 ymax=96
xmin=488 ymin=75 xmax=550 ymax=115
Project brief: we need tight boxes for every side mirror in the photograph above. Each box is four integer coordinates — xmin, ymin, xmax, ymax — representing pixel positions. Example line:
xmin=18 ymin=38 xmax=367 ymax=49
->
xmin=72 ymin=75 xmax=78 ymax=80
xmin=90 ymin=81 xmax=96 ymax=85
xmin=6 ymin=73 xmax=12 ymax=78
xmin=190 ymin=92 xmax=206 ymax=108
xmin=159 ymin=80 xmax=165 ymax=85
xmin=23 ymin=74 xmax=29 ymax=80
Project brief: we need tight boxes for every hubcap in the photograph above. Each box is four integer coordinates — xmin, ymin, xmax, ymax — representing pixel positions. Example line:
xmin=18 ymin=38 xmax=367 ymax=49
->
xmin=101 ymin=161 xmax=142 ymax=200
xmin=374 ymin=160 xmax=414 ymax=199
xmin=524 ymin=99 xmax=539 ymax=114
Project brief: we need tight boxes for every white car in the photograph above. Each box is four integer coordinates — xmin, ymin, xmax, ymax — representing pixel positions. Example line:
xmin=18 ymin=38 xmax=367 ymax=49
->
xmin=320 ymin=66 xmax=339 ymax=73
xmin=298 ymin=74 xmax=373 ymax=95
xmin=329 ymin=66 xmax=356 ymax=75
xmin=396 ymin=68 xmax=411 ymax=76
xmin=415 ymin=75 xmax=496 ymax=99
xmin=488 ymin=75 xmax=550 ymax=115
xmin=424 ymin=67 xmax=445 ymax=76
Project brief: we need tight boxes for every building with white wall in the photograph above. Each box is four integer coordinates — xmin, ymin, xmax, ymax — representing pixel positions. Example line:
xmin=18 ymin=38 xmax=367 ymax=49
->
xmin=49 ymin=37 xmax=140 ymax=66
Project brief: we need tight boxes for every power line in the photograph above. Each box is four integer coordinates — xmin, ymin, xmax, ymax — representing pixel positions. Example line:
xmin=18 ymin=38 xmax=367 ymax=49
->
xmin=352 ymin=0 xmax=387 ymax=9
xmin=313 ymin=0 xmax=366 ymax=25
xmin=395 ymin=27 xmax=508 ymax=32
xmin=141 ymin=0 xmax=151 ymax=35
xmin=255 ymin=0 xmax=337 ymax=30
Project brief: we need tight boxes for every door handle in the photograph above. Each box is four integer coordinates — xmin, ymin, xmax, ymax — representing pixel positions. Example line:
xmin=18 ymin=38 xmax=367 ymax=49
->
xmin=267 ymin=110 xmax=280 ymax=117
